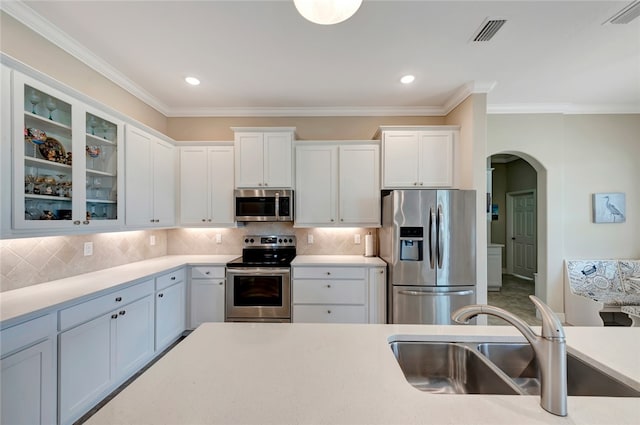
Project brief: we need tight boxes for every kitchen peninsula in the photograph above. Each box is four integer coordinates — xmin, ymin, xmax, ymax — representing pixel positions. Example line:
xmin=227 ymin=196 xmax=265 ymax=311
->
xmin=85 ymin=323 xmax=640 ymax=425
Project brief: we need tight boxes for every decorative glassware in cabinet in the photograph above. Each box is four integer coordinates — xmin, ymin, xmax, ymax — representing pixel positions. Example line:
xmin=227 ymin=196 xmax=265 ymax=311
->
xmin=22 ymin=84 xmax=73 ymax=221
xmin=85 ymin=112 xmax=118 ymax=221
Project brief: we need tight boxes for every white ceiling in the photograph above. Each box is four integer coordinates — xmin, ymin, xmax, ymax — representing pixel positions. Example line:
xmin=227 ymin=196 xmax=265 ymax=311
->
xmin=4 ymin=0 xmax=640 ymax=116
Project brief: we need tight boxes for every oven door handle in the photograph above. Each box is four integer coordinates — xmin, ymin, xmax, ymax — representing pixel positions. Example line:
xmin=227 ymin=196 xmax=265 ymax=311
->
xmin=227 ymin=268 xmax=291 ymax=274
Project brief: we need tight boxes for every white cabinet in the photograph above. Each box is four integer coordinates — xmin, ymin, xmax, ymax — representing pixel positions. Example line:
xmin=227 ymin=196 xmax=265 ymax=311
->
xmin=179 ymin=145 xmax=234 ymax=226
xmin=295 ymin=142 xmax=380 ymax=227
xmin=12 ymin=71 xmax=125 ymax=233
xmin=232 ymin=127 xmax=295 ymax=188
xmin=125 ymin=126 xmax=176 ymax=227
xmin=292 ymin=266 xmax=385 ymax=324
xmin=59 ymin=281 xmax=154 ymax=425
xmin=487 ymin=244 xmax=504 ymax=292
xmin=380 ymin=126 xmax=457 ymax=188
xmin=155 ymin=268 xmax=186 ymax=351
xmin=189 ymin=266 xmax=226 ymax=328
xmin=0 ymin=314 xmax=56 ymax=425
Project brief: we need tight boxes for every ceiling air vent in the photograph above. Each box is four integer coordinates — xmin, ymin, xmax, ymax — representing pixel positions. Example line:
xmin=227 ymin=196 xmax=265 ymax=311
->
xmin=471 ymin=18 xmax=507 ymax=42
xmin=605 ymin=0 xmax=640 ymax=24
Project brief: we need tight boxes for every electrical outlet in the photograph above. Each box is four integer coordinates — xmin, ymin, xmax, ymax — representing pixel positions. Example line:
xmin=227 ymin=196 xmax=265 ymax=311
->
xmin=307 ymin=233 xmax=314 ymax=244
xmin=354 ymin=234 xmax=361 ymax=244
xmin=216 ymin=234 xmax=222 ymax=244
xmin=150 ymin=235 xmax=156 ymax=246
xmin=83 ymin=242 xmax=93 ymax=256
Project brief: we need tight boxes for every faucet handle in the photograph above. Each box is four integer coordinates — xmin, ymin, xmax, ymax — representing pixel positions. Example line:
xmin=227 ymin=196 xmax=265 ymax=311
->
xmin=529 ymin=295 xmax=565 ymax=340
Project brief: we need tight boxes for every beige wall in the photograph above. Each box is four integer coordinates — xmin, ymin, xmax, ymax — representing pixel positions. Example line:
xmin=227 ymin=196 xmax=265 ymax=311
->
xmin=167 ymin=116 xmax=444 ymax=141
xmin=0 ymin=12 xmax=167 ymax=134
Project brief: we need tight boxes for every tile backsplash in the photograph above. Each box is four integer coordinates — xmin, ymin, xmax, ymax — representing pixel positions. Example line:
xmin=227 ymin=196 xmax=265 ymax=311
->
xmin=0 ymin=230 xmax=167 ymax=292
xmin=1 ymin=225 xmax=377 ymax=293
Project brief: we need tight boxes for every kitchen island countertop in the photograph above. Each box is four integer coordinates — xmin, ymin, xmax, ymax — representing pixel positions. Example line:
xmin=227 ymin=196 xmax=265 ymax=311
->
xmin=85 ymin=323 xmax=640 ymax=425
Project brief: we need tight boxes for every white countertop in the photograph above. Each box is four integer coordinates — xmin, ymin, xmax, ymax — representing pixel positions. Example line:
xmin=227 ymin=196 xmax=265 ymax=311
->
xmin=292 ymin=255 xmax=386 ymax=267
xmin=0 ymin=255 xmax=239 ymax=327
xmin=85 ymin=323 xmax=640 ymax=425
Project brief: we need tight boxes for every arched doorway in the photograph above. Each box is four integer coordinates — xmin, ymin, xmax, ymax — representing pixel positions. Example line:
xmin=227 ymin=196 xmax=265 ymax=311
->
xmin=487 ymin=152 xmax=545 ymax=325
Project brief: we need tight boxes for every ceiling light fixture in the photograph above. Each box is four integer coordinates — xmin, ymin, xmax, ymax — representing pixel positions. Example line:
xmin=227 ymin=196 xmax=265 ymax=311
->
xmin=293 ymin=0 xmax=363 ymax=25
xmin=185 ymin=76 xmax=200 ymax=86
xmin=400 ymin=75 xmax=415 ymax=84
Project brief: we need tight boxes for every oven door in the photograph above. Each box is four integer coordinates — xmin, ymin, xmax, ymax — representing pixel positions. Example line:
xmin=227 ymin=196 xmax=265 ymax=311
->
xmin=226 ymin=267 xmax=291 ymax=320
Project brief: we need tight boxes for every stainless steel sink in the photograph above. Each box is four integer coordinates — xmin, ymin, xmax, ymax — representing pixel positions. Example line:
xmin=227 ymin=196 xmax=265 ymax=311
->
xmin=477 ymin=343 xmax=640 ymax=397
xmin=389 ymin=341 xmax=520 ymax=394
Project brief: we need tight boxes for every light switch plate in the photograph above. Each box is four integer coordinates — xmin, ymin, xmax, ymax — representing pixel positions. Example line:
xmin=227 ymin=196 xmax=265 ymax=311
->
xmin=216 ymin=234 xmax=222 ymax=244
xmin=150 ymin=235 xmax=156 ymax=246
xmin=83 ymin=242 xmax=93 ymax=256
xmin=307 ymin=234 xmax=314 ymax=244
xmin=354 ymin=234 xmax=361 ymax=244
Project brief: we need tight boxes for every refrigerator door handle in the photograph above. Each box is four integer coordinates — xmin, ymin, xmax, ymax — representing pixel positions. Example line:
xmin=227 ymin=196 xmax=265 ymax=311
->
xmin=398 ymin=290 xmax=474 ymax=296
xmin=437 ymin=204 xmax=444 ymax=269
xmin=429 ymin=207 xmax=436 ymax=269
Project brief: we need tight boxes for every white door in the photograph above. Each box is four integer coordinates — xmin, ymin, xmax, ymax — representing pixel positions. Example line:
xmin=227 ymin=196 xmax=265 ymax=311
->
xmin=235 ymin=133 xmax=264 ymax=187
xmin=114 ymin=295 xmax=154 ymax=379
xmin=125 ymin=126 xmax=153 ymax=226
xmin=190 ymin=280 xmax=225 ymax=328
xmin=339 ymin=144 xmax=380 ymax=225
xmin=295 ymin=145 xmax=337 ymax=226
xmin=263 ymin=132 xmax=292 ymax=188
xmin=180 ymin=147 xmax=209 ymax=225
xmin=418 ymin=131 xmax=453 ymax=187
xmin=209 ymin=146 xmax=235 ymax=225
xmin=509 ymin=191 xmax=536 ymax=279
xmin=152 ymin=140 xmax=176 ymax=226
xmin=382 ymin=131 xmax=420 ymax=188
xmin=155 ymin=281 xmax=186 ymax=351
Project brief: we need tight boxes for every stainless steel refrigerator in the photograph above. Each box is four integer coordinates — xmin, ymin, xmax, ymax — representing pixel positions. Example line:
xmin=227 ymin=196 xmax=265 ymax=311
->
xmin=379 ymin=189 xmax=476 ymax=324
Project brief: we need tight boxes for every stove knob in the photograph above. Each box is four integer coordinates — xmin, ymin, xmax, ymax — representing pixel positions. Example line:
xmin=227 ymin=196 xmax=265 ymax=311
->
xmin=250 ymin=238 xmax=254 ymax=243
xmin=288 ymin=238 xmax=293 ymax=243
xmin=244 ymin=238 xmax=249 ymax=243
xmin=279 ymin=239 xmax=282 ymax=243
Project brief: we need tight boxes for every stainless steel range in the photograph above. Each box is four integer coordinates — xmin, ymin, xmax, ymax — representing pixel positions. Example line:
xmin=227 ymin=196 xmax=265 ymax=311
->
xmin=225 ymin=235 xmax=296 ymax=322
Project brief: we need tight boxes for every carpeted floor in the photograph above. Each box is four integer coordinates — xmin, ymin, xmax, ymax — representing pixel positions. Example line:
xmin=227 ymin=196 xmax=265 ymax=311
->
xmin=487 ymin=274 xmax=541 ymax=326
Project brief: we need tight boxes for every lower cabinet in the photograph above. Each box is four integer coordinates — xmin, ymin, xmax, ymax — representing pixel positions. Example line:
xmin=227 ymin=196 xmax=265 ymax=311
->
xmin=189 ymin=266 xmax=226 ymax=328
xmin=292 ymin=265 xmax=386 ymax=324
xmin=0 ymin=314 xmax=57 ymax=425
xmin=155 ymin=269 xmax=186 ymax=351
xmin=59 ymin=281 xmax=154 ymax=425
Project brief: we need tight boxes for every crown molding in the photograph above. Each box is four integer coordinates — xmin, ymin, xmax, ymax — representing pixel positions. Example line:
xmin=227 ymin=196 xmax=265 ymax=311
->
xmin=166 ymin=105 xmax=447 ymax=117
xmin=487 ymin=103 xmax=640 ymax=115
xmin=443 ymin=81 xmax=497 ymax=114
xmin=1 ymin=0 xmax=171 ymax=116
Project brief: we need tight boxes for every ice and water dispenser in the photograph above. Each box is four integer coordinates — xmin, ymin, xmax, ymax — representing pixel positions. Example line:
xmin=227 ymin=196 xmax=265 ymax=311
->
xmin=399 ymin=227 xmax=423 ymax=261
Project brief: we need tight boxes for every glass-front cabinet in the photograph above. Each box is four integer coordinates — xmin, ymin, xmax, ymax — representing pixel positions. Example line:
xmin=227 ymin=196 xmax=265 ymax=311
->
xmin=12 ymin=71 xmax=124 ymax=231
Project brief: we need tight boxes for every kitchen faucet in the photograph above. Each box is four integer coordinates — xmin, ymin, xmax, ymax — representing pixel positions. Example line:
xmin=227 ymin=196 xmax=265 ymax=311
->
xmin=452 ymin=295 xmax=568 ymax=416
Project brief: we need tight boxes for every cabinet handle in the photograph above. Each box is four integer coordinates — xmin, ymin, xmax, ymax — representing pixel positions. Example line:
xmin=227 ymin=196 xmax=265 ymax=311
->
xmin=73 ymin=220 xmax=81 ymax=225
xmin=119 ymin=310 xmax=126 ymax=316
xmin=82 ymin=221 xmax=90 ymax=225
xmin=202 ymin=219 xmax=206 ymax=222
xmin=158 ymin=293 xmax=164 ymax=298
xmin=327 ymin=310 xmax=332 ymax=314
xmin=330 ymin=219 xmax=334 ymax=222
xmin=380 ymin=270 xmax=384 ymax=274
xmin=205 ymin=271 xmax=211 ymax=275
xmin=111 ymin=314 xmax=118 ymax=319
xmin=155 ymin=219 xmax=160 ymax=223
xmin=326 ymin=284 xmax=331 ymax=288
xmin=326 ymin=272 xmax=331 ymax=275
xmin=171 ymin=276 xmax=176 ymax=280
xmin=340 ymin=218 xmax=344 ymax=222
xmin=258 ymin=183 xmax=262 ymax=186
xmin=219 ymin=281 xmax=223 ymax=285
xmin=115 ymin=297 xmax=122 ymax=302
xmin=150 ymin=219 xmax=155 ymax=223
xmin=420 ymin=182 xmax=423 ymax=186
xmin=413 ymin=182 xmax=418 ymax=186
xmin=264 ymin=183 xmax=268 ymax=187
xmin=208 ymin=219 xmax=212 ymax=222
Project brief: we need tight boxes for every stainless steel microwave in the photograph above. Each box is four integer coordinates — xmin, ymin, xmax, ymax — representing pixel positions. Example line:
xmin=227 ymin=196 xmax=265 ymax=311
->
xmin=234 ymin=189 xmax=293 ymax=222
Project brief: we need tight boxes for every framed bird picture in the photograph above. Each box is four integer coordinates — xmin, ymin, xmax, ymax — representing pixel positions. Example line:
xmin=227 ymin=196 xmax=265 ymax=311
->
xmin=592 ymin=192 xmax=626 ymax=223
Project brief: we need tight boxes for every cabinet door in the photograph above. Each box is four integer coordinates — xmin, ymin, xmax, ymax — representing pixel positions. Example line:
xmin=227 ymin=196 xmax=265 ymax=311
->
xmin=152 ymin=140 xmax=176 ymax=226
xmin=263 ymin=132 xmax=292 ymax=188
xmin=368 ymin=267 xmax=387 ymax=324
xmin=293 ymin=305 xmax=367 ymax=323
xmin=190 ymin=279 xmax=225 ymax=328
xmin=295 ymin=145 xmax=337 ymax=226
xmin=155 ymin=281 xmax=186 ymax=351
xmin=339 ymin=144 xmax=380 ymax=226
xmin=235 ymin=133 xmax=264 ymax=188
xmin=59 ymin=314 xmax=113 ymax=425
xmin=125 ymin=126 xmax=153 ymax=226
xmin=1 ymin=339 xmax=56 ymax=425
xmin=418 ymin=131 xmax=453 ymax=187
xmin=180 ymin=147 xmax=209 ymax=225
xmin=113 ymin=295 xmax=155 ymax=380
xmin=209 ymin=146 xmax=235 ymax=225
xmin=382 ymin=131 xmax=420 ymax=188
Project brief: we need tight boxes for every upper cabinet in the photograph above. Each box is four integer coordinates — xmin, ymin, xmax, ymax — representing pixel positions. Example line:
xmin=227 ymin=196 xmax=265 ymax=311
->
xmin=380 ymin=126 xmax=458 ymax=189
xmin=12 ymin=71 xmax=124 ymax=232
xmin=125 ymin=126 xmax=176 ymax=227
xmin=295 ymin=142 xmax=380 ymax=227
xmin=179 ymin=145 xmax=234 ymax=226
xmin=232 ymin=127 xmax=295 ymax=189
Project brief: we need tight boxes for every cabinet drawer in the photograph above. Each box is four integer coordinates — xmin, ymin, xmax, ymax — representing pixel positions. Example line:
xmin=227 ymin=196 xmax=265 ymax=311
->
xmin=293 ymin=305 xmax=367 ymax=323
xmin=1 ymin=313 xmax=56 ymax=357
xmin=292 ymin=266 xmax=365 ymax=280
xmin=190 ymin=266 xmax=226 ymax=279
xmin=293 ymin=280 xmax=366 ymax=305
xmin=156 ymin=268 xmax=186 ymax=291
xmin=59 ymin=279 xmax=154 ymax=331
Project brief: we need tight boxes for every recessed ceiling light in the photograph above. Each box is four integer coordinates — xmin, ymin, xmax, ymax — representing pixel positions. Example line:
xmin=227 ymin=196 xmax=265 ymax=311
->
xmin=185 ymin=76 xmax=200 ymax=86
xmin=400 ymin=75 xmax=415 ymax=84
